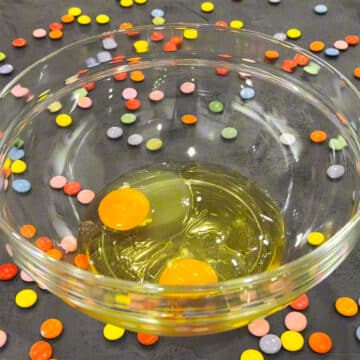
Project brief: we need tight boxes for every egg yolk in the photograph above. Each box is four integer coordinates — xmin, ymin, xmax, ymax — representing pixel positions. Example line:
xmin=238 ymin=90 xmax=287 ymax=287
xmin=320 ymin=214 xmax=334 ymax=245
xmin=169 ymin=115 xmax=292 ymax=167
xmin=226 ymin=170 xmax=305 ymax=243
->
xmin=98 ymin=188 xmax=150 ymax=231
xmin=159 ymin=258 xmax=218 ymax=286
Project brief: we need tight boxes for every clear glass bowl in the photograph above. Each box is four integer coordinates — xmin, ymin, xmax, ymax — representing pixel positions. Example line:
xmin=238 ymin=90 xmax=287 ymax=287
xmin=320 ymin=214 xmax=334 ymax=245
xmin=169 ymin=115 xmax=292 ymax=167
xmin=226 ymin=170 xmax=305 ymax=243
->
xmin=1 ymin=24 xmax=360 ymax=336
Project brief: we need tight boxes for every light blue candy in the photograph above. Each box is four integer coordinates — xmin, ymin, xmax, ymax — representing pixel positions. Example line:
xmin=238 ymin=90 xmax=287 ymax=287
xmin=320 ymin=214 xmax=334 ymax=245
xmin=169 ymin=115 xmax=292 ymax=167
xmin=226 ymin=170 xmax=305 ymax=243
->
xmin=8 ymin=146 xmax=25 ymax=161
xmin=96 ymin=51 xmax=112 ymax=63
xmin=102 ymin=37 xmax=118 ymax=50
xmin=259 ymin=334 xmax=282 ymax=354
xmin=85 ymin=57 xmax=100 ymax=68
xmin=325 ymin=48 xmax=340 ymax=57
xmin=12 ymin=179 xmax=31 ymax=193
xmin=314 ymin=4 xmax=328 ymax=15
xmin=240 ymin=87 xmax=256 ymax=100
xmin=107 ymin=126 xmax=123 ymax=139
xmin=0 ymin=64 xmax=14 ymax=75
xmin=151 ymin=8 xmax=164 ymax=17
xmin=356 ymin=325 xmax=360 ymax=342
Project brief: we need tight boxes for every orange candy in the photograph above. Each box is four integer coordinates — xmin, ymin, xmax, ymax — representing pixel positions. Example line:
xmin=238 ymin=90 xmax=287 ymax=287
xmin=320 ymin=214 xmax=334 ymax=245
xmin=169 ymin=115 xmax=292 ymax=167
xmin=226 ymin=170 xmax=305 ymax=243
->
xmin=353 ymin=67 xmax=360 ymax=79
xmin=125 ymin=98 xmax=141 ymax=111
xmin=20 ymin=224 xmax=37 ymax=239
xmin=308 ymin=332 xmax=333 ymax=354
xmin=310 ymin=130 xmax=328 ymax=143
xmin=264 ymin=50 xmax=280 ymax=61
xmin=335 ymin=296 xmax=358 ymax=317
xmin=130 ymin=70 xmax=145 ymax=82
xmin=137 ymin=333 xmax=159 ymax=346
xmin=113 ymin=72 xmax=128 ymax=81
xmin=74 ymin=253 xmax=90 ymax=269
xmin=162 ymin=41 xmax=177 ymax=52
xmin=46 ymin=248 xmax=63 ymax=261
xmin=98 ymin=188 xmax=150 ymax=231
xmin=29 ymin=340 xmax=53 ymax=360
xmin=49 ymin=30 xmax=63 ymax=40
xmin=40 ymin=318 xmax=63 ymax=339
xmin=119 ymin=22 xmax=133 ymax=30
xmin=181 ymin=114 xmax=198 ymax=125
xmin=309 ymin=41 xmax=325 ymax=52
xmin=281 ymin=59 xmax=297 ymax=73
xmin=216 ymin=67 xmax=230 ymax=76
xmin=293 ymin=53 xmax=310 ymax=66
xmin=345 ymin=34 xmax=360 ymax=46
xmin=61 ymin=14 xmax=75 ymax=24
xmin=35 ymin=237 xmax=53 ymax=252
xmin=12 ymin=38 xmax=27 ymax=48
xmin=159 ymin=258 xmax=218 ymax=286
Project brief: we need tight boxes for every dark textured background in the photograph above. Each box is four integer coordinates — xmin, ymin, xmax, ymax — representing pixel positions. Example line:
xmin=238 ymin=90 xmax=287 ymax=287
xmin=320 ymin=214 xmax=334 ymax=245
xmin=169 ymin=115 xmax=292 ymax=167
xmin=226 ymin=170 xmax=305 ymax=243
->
xmin=0 ymin=1 xmax=360 ymax=359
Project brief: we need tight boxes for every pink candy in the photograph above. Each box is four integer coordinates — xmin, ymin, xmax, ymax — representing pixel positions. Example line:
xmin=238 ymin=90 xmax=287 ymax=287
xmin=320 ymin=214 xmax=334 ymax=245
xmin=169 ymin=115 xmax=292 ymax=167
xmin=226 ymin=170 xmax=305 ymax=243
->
xmin=122 ymin=87 xmax=138 ymax=100
xmin=180 ymin=81 xmax=196 ymax=94
xmin=247 ymin=318 xmax=270 ymax=337
xmin=49 ymin=175 xmax=67 ymax=189
xmin=60 ymin=236 xmax=78 ymax=253
xmin=77 ymin=96 xmax=93 ymax=109
xmin=0 ymin=329 xmax=7 ymax=348
xmin=284 ymin=311 xmax=308 ymax=332
xmin=77 ymin=189 xmax=95 ymax=204
xmin=148 ymin=90 xmax=165 ymax=102
xmin=20 ymin=270 xmax=34 ymax=283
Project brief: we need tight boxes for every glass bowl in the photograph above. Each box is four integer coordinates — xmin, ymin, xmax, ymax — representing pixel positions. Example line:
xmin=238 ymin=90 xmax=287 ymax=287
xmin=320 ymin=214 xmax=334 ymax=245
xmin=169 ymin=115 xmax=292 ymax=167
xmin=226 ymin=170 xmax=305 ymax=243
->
xmin=1 ymin=24 xmax=360 ymax=336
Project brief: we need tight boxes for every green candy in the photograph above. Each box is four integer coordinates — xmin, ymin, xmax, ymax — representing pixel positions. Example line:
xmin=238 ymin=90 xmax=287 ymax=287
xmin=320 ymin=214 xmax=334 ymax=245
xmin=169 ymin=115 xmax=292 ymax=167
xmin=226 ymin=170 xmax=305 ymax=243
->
xmin=209 ymin=100 xmax=224 ymax=113
xmin=121 ymin=113 xmax=137 ymax=124
xmin=329 ymin=135 xmax=347 ymax=151
xmin=221 ymin=127 xmax=238 ymax=140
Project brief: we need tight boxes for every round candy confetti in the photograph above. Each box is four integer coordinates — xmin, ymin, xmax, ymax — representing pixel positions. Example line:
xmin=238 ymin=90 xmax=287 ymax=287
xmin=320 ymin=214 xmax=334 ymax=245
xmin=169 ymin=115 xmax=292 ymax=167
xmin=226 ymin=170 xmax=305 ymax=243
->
xmin=201 ymin=2 xmax=215 ymax=13
xmin=49 ymin=175 xmax=67 ymax=189
xmin=333 ymin=40 xmax=349 ymax=51
xmin=151 ymin=9 xmax=164 ymax=17
xmin=180 ymin=82 xmax=195 ymax=94
xmin=327 ymin=164 xmax=345 ymax=179
xmin=103 ymin=324 xmax=125 ymax=341
xmin=77 ymin=15 xmax=91 ymax=25
xmin=128 ymin=134 xmax=143 ymax=146
xmin=294 ymin=54 xmax=310 ymax=66
xmin=12 ymin=179 xmax=31 ymax=193
xmin=152 ymin=16 xmax=166 ymax=25
xmin=304 ymin=61 xmax=321 ymax=75
xmin=264 ymin=50 xmax=280 ymax=61
xmin=181 ymin=114 xmax=198 ymax=125
xmin=230 ymin=20 xmax=244 ymax=29
xmin=29 ymin=340 xmax=52 ymax=360
xmin=354 ymin=67 xmax=360 ymax=79
xmin=20 ymin=224 xmax=37 ymax=239
xmin=149 ymin=90 xmax=164 ymax=101
xmin=0 ymin=263 xmax=18 ymax=280
xmin=11 ymin=159 xmax=27 ymax=174
xmin=121 ymin=113 xmax=137 ymax=124
xmin=290 ymin=294 xmax=309 ymax=310
xmin=240 ymin=349 xmax=264 ymax=360
xmin=32 ymin=28 xmax=47 ymax=39
xmin=61 ymin=14 xmax=75 ymax=24
xmin=335 ymin=297 xmax=358 ymax=317
xmin=20 ymin=270 xmax=34 ymax=282
xmin=77 ymin=96 xmax=93 ymax=109
xmin=98 ymin=188 xmax=150 ymax=231
xmin=325 ymin=47 xmax=340 ymax=57
xmin=274 ymin=32 xmax=287 ymax=41
xmin=64 ymin=181 xmax=81 ymax=196
xmin=221 ymin=127 xmax=238 ymax=140
xmin=96 ymin=14 xmax=110 ymax=25
xmin=130 ymin=71 xmax=145 ymax=82
xmin=150 ymin=31 xmax=164 ymax=42
xmin=74 ymin=253 xmax=90 ymax=269
xmin=307 ymin=231 xmax=325 ymax=246
xmin=0 ymin=329 xmax=7 ymax=348
xmin=240 ymin=87 xmax=255 ymax=100
xmin=35 ymin=237 xmax=53 ymax=252
xmin=286 ymin=28 xmax=302 ymax=39
xmin=133 ymin=40 xmax=149 ymax=53
xmin=309 ymin=41 xmax=325 ymax=52
xmin=49 ymin=30 xmax=63 ymax=40
xmin=310 ymin=130 xmax=327 ymax=143
xmin=280 ymin=133 xmax=296 ymax=146
xmin=135 ymin=0 xmax=147 ymax=4
xmin=46 ymin=248 xmax=63 ymax=260
xmin=122 ymin=87 xmax=137 ymax=100
xmin=15 ymin=289 xmax=38 ymax=308
xmin=60 ymin=236 xmax=78 ymax=253
xmin=120 ymin=0 xmax=134 ymax=7
xmin=259 ymin=334 xmax=282 ymax=354
xmin=345 ymin=34 xmax=360 ymax=45
xmin=107 ymin=126 xmax=123 ymax=139
xmin=47 ymin=101 xmax=62 ymax=113
xmin=280 ymin=330 xmax=304 ymax=352
xmin=355 ymin=326 xmax=360 ymax=342
xmin=247 ymin=318 xmax=270 ymax=337
xmin=209 ymin=100 xmax=224 ymax=113
xmin=308 ymin=332 xmax=333 ymax=354
xmin=56 ymin=113 xmax=72 ymax=127
xmin=0 ymin=64 xmax=14 ymax=75
xmin=183 ymin=29 xmax=198 ymax=40
xmin=284 ymin=311 xmax=307 ymax=331
xmin=137 ymin=333 xmax=159 ymax=346
xmin=0 ymin=52 xmax=6 ymax=62
xmin=40 ymin=318 xmax=63 ymax=339
xmin=77 ymin=189 xmax=95 ymax=205
xmin=146 ymin=138 xmax=163 ymax=151
xmin=268 ymin=0 xmax=281 ymax=4
xmin=12 ymin=38 xmax=27 ymax=48
xmin=314 ymin=4 xmax=328 ymax=15
xmin=68 ymin=7 xmax=82 ymax=16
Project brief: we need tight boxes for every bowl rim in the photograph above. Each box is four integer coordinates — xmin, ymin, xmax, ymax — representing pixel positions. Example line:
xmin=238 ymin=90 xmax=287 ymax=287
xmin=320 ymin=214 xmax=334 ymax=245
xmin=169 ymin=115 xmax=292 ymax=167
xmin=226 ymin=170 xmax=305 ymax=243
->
xmin=1 ymin=23 xmax=360 ymax=294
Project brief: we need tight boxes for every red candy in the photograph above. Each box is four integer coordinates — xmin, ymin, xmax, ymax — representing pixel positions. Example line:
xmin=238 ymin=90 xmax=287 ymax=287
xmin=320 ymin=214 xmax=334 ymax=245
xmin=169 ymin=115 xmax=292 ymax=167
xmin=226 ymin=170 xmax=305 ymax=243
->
xmin=0 ymin=263 xmax=19 ymax=281
xmin=63 ymin=181 xmax=81 ymax=196
xmin=150 ymin=31 xmax=164 ymax=42
xmin=290 ymin=294 xmax=309 ymax=311
xmin=113 ymin=72 xmax=128 ymax=81
xmin=83 ymin=82 xmax=96 ymax=91
xmin=162 ymin=41 xmax=177 ymax=52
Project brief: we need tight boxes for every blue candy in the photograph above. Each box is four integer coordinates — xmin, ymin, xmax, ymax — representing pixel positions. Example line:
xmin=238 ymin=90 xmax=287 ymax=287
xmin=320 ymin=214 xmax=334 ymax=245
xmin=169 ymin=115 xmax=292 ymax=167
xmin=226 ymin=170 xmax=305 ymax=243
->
xmin=314 ymin=4 xmax=328 ymax=15
xmin=8 ymin=146 xmax=25 ymax=161
xmin=240 ymin=87 xmax=256 ymax=100
xmin=96 ymin=51 xmax=112 ymax=63
xmin=325 ymin=48 xmax=340 ymax=57
xmin=151 ymin=8 xmax=164 ymax=17
xmin=356 ymin=325 xmax=360 ymax=342
xmin=85 ymin=57 xmax=100 ymax=68
xmin=12 ymin=179 xmax=31 ymax=193
xmin=0 ymin=64 xmax=14 ymax=75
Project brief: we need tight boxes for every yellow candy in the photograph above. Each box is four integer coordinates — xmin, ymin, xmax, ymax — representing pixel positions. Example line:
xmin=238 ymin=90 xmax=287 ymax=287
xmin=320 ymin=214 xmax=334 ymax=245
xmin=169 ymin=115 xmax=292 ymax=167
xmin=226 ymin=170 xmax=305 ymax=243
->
xmin=11 ymin=160 xmax=27 ymax=174
xmin=96 ymin=14 xmax=110 ymax=25
xmin=280 ymin=330 xmax=304 ymax=352
xmin=68 ymin=7 xmax=82 ymax=17
xmin=307 ymin=231 xmax=325 ymax=246
xmin=0 ymin=52 xmax=7 ymax=62
xmin=183 ymin=28 xmax=198 ymax=40
xmin=133 ymin=40 xmax=149 ymax=54
xmin=201 ymin=2 xmax=215 ymax=13
xmin=2 ymin=158 xmax=12 ymax=170
xmin=120 ymin=0 xmax=134 ymax=7
xmin=47 ymin=101 xmax=62 ymax=113
xmin=146 ymin=138 xmax=163 ymax=151
xmin=114 ymin=294 xmax=131 ymax=305
xmin=240 ymin=349 xmax=264 ymax=360
xmin=103 ymin=324 xmax=126 ymax=341
xmin=230 ymin=20 xmax=244 ymax=29
xmin=77 ymin=15 xmax=92 ymax=25
xmin=56 ymin=113 xmax=73 ymax=128
xmin=134 ymin=0 xmax=147 ymax=3
xmin=15 ymin=289 xmax=38 ymax=308
xmin=287 ymin=28 xmax=302 ymax=39
xmin=152 ymin=16 xmax=166 ymax=25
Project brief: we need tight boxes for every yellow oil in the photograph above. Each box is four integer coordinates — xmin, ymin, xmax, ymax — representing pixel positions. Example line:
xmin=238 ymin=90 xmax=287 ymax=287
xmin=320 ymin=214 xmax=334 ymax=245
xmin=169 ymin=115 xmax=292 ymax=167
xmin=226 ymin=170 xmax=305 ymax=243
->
xmin=79 ymin=163 xmax=285 ymax=283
